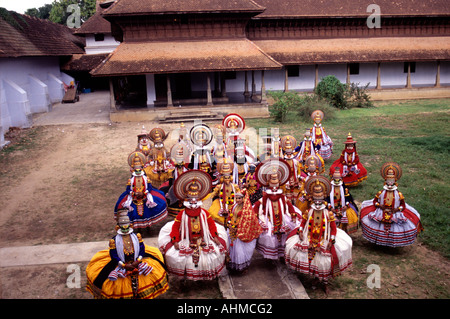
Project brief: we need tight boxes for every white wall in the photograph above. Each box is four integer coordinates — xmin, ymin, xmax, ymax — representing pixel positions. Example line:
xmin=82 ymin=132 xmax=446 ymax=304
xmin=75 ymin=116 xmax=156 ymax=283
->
xmin=441 ymin=61 xmax=450 ymax=86
xmin=0 ymin=56 xmax=74 ymax=130
xmin=85 ymin=34 xmax=120 ymax=54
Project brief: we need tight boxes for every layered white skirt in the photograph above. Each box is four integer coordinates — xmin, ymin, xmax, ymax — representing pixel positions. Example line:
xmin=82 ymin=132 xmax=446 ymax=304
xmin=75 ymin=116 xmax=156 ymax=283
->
xmin=256 ymin=208 xmax=301 ymax=260
xmin=158 ymin=221 xmax=228 ymax=281
xmin=228 ymin=233 xmax=257 ymax=271
xmin=285 ymin=228 xmax=353 ymax=282
xmin=360 ymin=200 xmax=421 ymax=247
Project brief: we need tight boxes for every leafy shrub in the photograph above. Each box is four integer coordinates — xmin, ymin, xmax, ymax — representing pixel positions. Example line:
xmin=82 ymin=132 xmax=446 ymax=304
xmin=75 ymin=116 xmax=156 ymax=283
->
xmin=346 ymin=82 xmax=374 ymax=108
xmin=294 ymin=94 xmax=336 ymax=121
xmin=267 ymin=91 xmax=303 ymax=122
xmin=315 ymin=75 xmax=348 ymax=109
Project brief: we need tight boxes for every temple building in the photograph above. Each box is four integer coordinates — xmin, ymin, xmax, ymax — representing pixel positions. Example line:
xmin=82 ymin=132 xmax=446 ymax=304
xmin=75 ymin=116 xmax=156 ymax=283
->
xmin=87 ymin=0 xmax=449 ymax=121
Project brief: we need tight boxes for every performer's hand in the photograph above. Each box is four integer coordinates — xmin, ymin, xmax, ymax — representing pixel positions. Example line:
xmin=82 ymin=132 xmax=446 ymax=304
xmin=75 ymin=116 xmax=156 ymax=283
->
xmin=212 ymin=236 xmax=221 ymax=246
xmin=173 ymin=241 xmax=180 ymax=250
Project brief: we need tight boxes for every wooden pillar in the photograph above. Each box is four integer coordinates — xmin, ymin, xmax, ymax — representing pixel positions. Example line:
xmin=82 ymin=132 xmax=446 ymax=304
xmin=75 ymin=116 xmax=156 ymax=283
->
xmin=314 ymin=64 xmax=319 ymax=88
xmin=251 ymin=70 xmax=256 ymax=98
xmin=166 ymin=74 xmax=173 ymax=107
xmin=109 ymin=78 xmax=117 ymax=111
xmin=244 ymin=71 xmax=250 ymax=98
xmin=376 ymin=62 xmax=382 ymax=89
xmin=435 ymin=60 xmax=441 ymax=88
xmin=284 ymin=67 xmax=289 ymax=92
xmin=346 ymin=64 xmax=351 ymax=85
xmin=220 ymin=73 xmax=227 ymax=98
xmin=206 ymin=73 xmax=213 ymax=106
xmin=214 ymin=72 xmax=220 ymax=95
xmin=406 ymin=62 xmax=412 ymax=89
xmin=261 ymin=70 xmax=267 ymax=103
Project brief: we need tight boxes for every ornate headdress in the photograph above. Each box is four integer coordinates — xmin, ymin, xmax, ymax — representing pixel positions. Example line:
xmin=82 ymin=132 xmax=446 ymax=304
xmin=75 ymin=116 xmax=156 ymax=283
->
xmin=344 ymin=132 xmax=357 ymax=144
xmin=137 ymin=125 xmax=148 ymax=138
xmin=304 ymin=154 xmax=323 ymax=173
xmin=281 ymin=135 xmax=297 ymax=153
xmin=190 ymin=123 xmax=213 ymax=147
xmin=116 ymin=209 xmax=133 ymax=235
xmin=304 ymin=175 xmax=331 ymax=199
xmin=255 ymin=158 xmax=291 ymax=187
xmin=311 ymin=110 xmax=324 ymax=123
xmin=170 ymin=142 xmax=190 ymax=164
xmin=380 ymin=162 xmax=402 ymax=181
xmin=173 ymin=170 xmax=213 ymax=200
xmin=223 ymin=113 xmax=245 ymax=135
xmin=127 ymin=151 xmax=147 ymax=170
xmin=149 ymin=127 xmax=167 ymax=143
xmin=217 ymin=157 xmax=234 ymax=176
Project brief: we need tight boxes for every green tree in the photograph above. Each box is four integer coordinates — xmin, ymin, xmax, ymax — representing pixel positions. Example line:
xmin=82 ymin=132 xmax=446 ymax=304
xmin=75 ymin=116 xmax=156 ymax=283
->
xmin=48 ymin=0 xmax=96 ymax=26
xmin=25 ymin=4 xmax=53 ymax=19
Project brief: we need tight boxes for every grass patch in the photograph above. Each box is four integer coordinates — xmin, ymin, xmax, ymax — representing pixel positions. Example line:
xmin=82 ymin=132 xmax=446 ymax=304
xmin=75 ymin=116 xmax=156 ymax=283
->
xmin=248 ymin=99 xmax=450 ymax=258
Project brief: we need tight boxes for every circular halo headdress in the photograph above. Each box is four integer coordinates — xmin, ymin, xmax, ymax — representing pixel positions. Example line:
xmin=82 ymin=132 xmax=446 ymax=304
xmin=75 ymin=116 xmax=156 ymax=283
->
xmin=222 ymin=113 xmax=245 ymax=135
xmin=127 ymin=151 xmax=147 ymax=169
xmin=189 ymin=123 xmax=213 ymax=147
xmin=280 ymin=135 xmax=297 ymax=153
xmin=148 ymin=127 xmax=167 ymax=143
xmin=311 ymin=109 xmax=324 ymax=122
xmin=304 ymin=154 xmax=323 ymax=172
xmin=216 ymin=157 xmax=234 ymax=176
xmin=170 ymin=142 xmax=190 ymax=164
xmin=173 ymin=170 xmax=213 ymax=201
xmin=304 ymin=175 xmax=331 ymax=197
xmin=255 ymin=158 xmax=291 ymax=187
xmin=380 ymin=162 xmax=402 ymax=181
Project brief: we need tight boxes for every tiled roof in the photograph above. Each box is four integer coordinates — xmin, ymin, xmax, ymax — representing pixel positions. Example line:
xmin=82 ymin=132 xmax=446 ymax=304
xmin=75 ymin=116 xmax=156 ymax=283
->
xmin=103 ymin=0 xmax=265 ymax=16
xmin=0 ymin=10 xmax=84 ymax=58
xmin=91 ymin=38 xmax=281 ymax=76
xmin=76 ymin=1 xmax=112 ymax=35
xmin=61 ymin=53 xmax=109 ymax=71
xmin=254 ymin=37 xmax=450 ymax=64
xmin=253 ymin=0 xmax=450 ymax=18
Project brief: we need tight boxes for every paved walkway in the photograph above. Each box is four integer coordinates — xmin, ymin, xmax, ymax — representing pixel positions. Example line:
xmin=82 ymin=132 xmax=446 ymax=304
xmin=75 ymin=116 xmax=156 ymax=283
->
xmin=32 ymin=91 xmax=111 ymax=126
xmin=0 ymin=237 xmax=309 ymax=299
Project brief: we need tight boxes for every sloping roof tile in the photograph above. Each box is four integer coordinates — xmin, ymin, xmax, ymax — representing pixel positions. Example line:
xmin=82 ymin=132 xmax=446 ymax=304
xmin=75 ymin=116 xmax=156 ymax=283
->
xmin=103 ymin=0 xmax=265 ymax=16
xmin=0 ymin=10 xmax=84 ymax=58
xmin=253 ymin=0 xmax=450 ymax=18
xmin=91 ymin=38 xmax=281 ymax=76
xmin=254 ymin=37 xmax=450 ymax=64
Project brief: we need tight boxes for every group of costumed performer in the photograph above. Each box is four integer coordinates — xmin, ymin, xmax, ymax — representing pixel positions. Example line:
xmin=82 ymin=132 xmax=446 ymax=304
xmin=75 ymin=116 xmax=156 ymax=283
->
xmin=86 ymin=209 xmax=169 ymax=299
xmin=158 ymin=170 xmax=229 ymax=280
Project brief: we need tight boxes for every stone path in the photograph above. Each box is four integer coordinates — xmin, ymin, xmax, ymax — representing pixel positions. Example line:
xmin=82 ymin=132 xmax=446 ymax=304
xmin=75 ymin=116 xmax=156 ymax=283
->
xmin=0 ymin=237 xmax=309 ymax=299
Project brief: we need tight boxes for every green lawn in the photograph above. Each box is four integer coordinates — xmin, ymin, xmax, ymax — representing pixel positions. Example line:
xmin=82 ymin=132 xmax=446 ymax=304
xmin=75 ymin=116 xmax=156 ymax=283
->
xmin=247 ymin=99 xmax=450 ymax=258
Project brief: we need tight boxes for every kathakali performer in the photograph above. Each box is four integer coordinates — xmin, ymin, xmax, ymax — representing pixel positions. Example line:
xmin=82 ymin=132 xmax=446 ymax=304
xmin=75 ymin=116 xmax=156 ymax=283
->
xmin=280 ymin=135 xmax=302 ymax=204
xmin=144 ymin=128 xmax=174 ymax=189
xmin=226 ymin=190 xmax=263 ymax=273
xmin=254 ymin=159 xmax=301 ymax=260
xmin=310 ymin=110 xmax=333 ymax=160
xmin=188 ymin=123 xmax=217 ymax=184
xmin=360 ymin=162 xmax=423 ymax=247
xmin=158 ymin=170 xmax=228 ymax=281
xmin=206 ymin=157 xmax=241 ymax=225
xmin=135 ymin=126 xmax=152 ymax=158
xmin=285 ymin=175 xmax=353 ymax=290
xmin=115 ymin=151 xmax=168 ymax=231
xmin=326 ymin=168 xmax=359 ymax=235
xmin=329 ymin=133 xmax=367 ymax=187
xmin=86 ymin=209 xmax=169 ymax=299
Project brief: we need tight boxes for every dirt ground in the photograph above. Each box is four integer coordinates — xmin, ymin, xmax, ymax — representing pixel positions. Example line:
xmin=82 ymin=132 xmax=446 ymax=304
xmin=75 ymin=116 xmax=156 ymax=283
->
xmin=0 ymin=122 xmax=449 ymax=299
